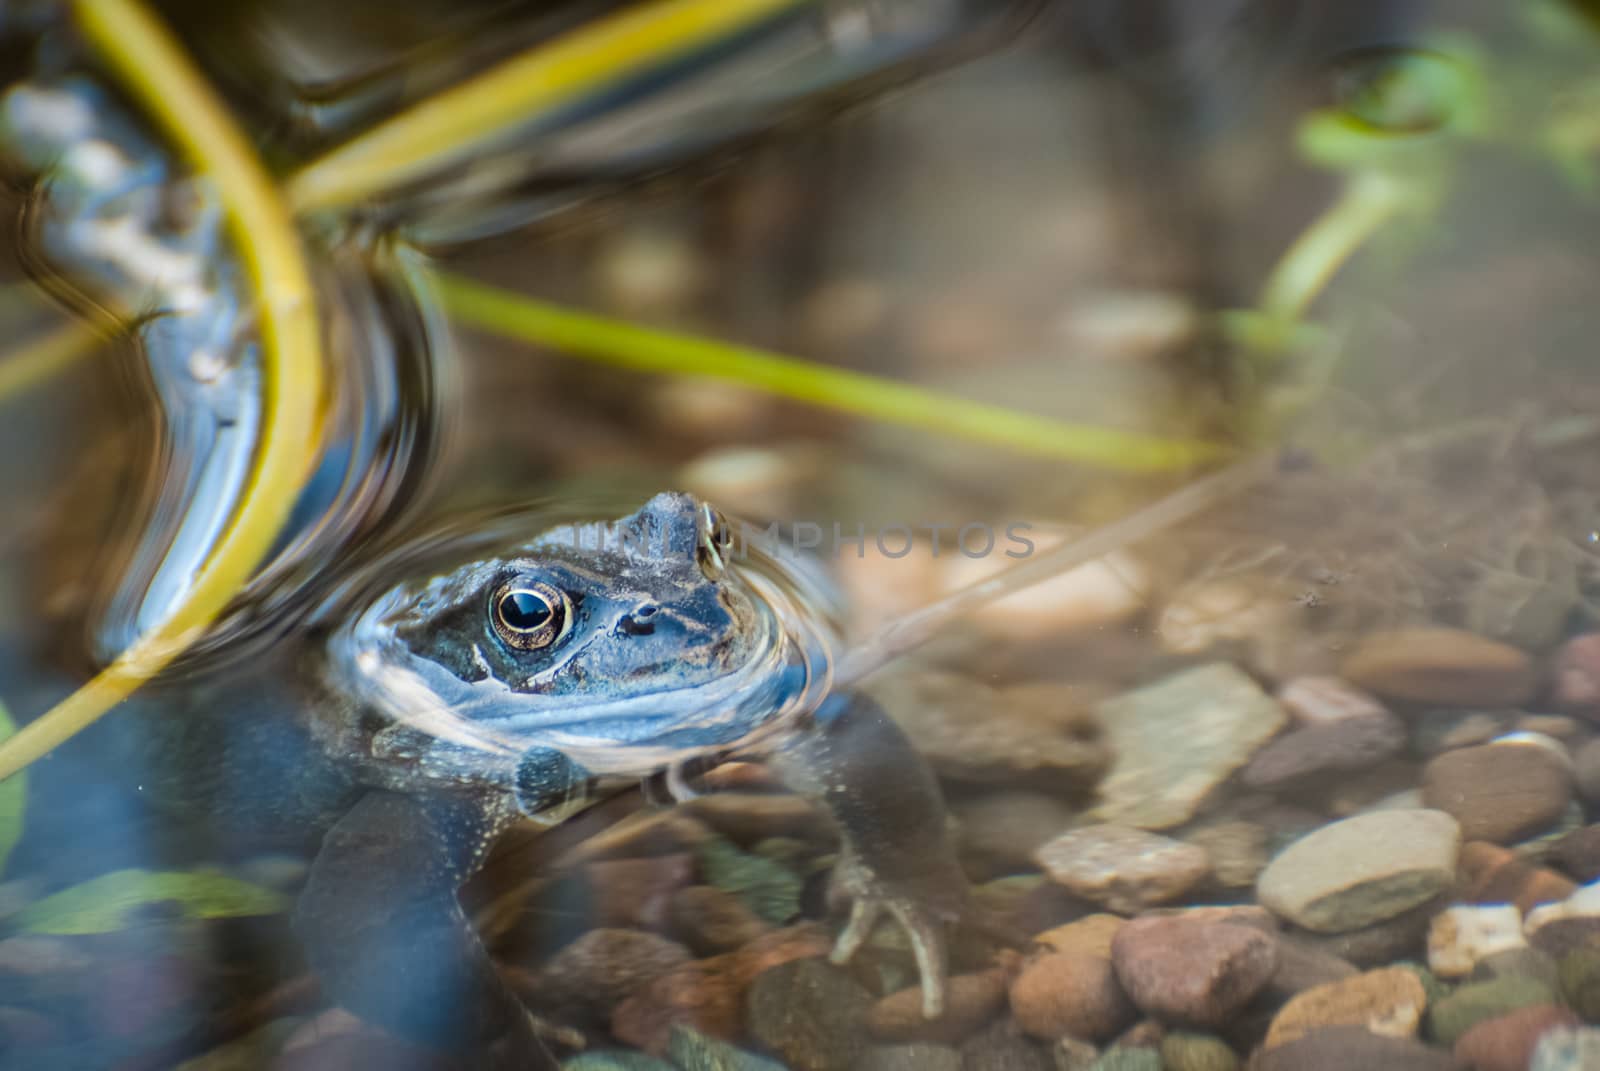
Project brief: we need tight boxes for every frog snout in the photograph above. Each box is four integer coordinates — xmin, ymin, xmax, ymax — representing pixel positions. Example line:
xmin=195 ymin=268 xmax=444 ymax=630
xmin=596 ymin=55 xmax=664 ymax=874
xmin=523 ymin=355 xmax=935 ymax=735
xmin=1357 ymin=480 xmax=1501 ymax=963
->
xmin=616 ymin=603 xmax=659 ymax=637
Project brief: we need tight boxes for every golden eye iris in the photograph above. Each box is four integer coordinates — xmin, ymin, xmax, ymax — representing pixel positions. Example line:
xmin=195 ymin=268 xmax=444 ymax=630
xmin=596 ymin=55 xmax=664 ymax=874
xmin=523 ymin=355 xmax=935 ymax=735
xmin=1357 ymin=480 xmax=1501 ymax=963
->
xmin=491 ymin=581 xmax=570 ymax=650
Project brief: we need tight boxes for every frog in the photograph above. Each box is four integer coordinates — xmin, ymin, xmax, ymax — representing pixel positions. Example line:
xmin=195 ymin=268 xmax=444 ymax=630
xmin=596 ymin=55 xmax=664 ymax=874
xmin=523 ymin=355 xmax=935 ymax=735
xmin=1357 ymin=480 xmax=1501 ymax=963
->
xmin=42 ymin=491 xmax=966 ymax=1068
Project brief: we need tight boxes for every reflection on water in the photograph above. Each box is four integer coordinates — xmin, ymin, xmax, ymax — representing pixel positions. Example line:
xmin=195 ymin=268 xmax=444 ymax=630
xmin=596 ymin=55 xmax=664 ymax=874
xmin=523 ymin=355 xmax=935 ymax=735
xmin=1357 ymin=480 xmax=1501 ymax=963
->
xmin=1 ymin=1 xmax=1599 ymax=1068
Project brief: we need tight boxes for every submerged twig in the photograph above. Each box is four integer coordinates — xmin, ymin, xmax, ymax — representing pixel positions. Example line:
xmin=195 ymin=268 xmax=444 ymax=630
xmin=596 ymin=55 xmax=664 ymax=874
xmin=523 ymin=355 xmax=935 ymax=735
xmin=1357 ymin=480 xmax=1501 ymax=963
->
xmin=834 ymin=453 xmax=1280 ymax=685
xmin=0 ymin=0 xmax=326 ymax=781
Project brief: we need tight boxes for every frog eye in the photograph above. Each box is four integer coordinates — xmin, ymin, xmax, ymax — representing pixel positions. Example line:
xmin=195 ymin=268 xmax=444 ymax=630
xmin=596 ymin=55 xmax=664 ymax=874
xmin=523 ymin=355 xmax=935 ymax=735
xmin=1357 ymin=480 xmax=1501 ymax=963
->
xmin=491 ymin=581 xmax=571 ymax=651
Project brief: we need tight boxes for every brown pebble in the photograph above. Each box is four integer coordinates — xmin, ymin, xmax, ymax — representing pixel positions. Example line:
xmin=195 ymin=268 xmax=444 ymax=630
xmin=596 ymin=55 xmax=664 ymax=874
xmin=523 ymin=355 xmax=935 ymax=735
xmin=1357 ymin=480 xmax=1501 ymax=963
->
xmin=1452 ymin=1004 xmax=1580 ymax=1071
xmin=1110 ymin=917 xmax=1279 ymax=1029
xmin=1576 ymin=738 xmax=1600 ymax=807
xmin=1241 ymin=718 xmax=1407 ymax=791
xmin=1341 ymin=628 xmax=1537 ymax=707
xmin=867 ymin=969 xmax=1007 ymax=1045
xmin=584 ymin=853 xmax=695 ymax=930
xmin=1263 ymin=966 xmax=1428 ymax=1051
xmin=669 ymin=885 xmax=773 ymax=956
xmin=534 ymin=929 xmax=692 ymax=1014
xmin=1254 ymin=1025 xmax=1464 ymax=1071
xmin=1551 ymin=825 xmax=1600 ymax=883
xmin=1422 ymin=744 xmax=1574 ymax=845
xmin=1010 ymin=916 xmax=1133 ymax=1043
xmin=1553 ymin=633 xmax=1600 ymax=720
xmin=1459 ymin=842 xmax=1577 ymax=913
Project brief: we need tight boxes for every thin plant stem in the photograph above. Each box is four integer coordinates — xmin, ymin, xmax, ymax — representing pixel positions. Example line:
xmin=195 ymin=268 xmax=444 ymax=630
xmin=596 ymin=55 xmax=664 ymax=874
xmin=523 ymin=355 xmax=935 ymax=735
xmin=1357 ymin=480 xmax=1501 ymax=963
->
xmin=834 ymin=453 xmax=1279 ymax=685
xmin=287 ymin=0 xmax=810 ymax=213
xmin=434 ymin=271 xmax=1231 ymax=472
xmin=1259 ymin=171 xmax=1414 ymax=327
xmin=0 ymin=0 xmax=326 ymax=781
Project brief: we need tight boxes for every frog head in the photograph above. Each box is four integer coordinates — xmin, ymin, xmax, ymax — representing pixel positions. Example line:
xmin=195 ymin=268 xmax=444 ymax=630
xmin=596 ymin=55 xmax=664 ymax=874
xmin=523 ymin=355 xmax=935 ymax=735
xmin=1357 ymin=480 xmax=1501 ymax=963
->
xmin=324 ymin=493 xmax=838 ymax=784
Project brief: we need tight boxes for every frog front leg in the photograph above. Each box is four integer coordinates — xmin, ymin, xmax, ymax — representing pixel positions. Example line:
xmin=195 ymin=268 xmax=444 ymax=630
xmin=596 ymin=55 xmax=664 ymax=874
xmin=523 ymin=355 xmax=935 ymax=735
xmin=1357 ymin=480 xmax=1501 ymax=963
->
xmin=768 ymin=690 xmax=967 ymax=1017
xmin=292 ymin=789 xmax=554 ymax=1069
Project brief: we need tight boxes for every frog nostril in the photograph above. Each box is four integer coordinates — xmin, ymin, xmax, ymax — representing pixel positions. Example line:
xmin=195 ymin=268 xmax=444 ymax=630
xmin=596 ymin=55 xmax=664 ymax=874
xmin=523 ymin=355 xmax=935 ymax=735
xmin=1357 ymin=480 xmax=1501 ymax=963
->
xmin=618 ymin=605 xmax=658 ymax=637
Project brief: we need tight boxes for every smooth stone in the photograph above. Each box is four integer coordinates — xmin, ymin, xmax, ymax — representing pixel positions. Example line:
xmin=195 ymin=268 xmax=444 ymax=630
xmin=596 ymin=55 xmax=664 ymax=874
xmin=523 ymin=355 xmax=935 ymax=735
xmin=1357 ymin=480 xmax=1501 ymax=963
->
xmin=1289 ymin=895 xmax=1446 ymax=967
xmin=1428 ymin=976 xmax=1559 ymax=1048
xmin=1412 ymin=709 xmax=1515 ymax=759
xmin=1459 ymin=842 xmax=1578 ymax=914
xmin=670 ymin=886 xmax=773 ymax=957
xmin=1263 ymin=966 xmax=1428 ymax=1051
xmin=870 ymin=670 xmax=1110 ymax=794
xmin=1083 ymin=1049 xmax=1161 ymax=1071
xmin=563 ymin=1052 xmax=679 ymax=1071
xmin=1092 ymin=663 xmax=1287 ymax=830
xmin=1179 ymin=821 xmax=1270 ymax=891
xmin=1154 ymin=579 xmax=1309 ymax=678
xmin=1558 ymin=943 xmax=1600 ymax=1021
xmin=957 ymin=1019 xmax=1055 ymax=1071
xmin=1428 ymin=905 xmax=1527 ymax=979
xmin=1010 ymin=925 xmax=1136 ymax=1043
xmin=537 ymin=929 xmax=692 ymax=1014
xmin=1240 ymin=717 xmax=1407 ymax=791
xmin=1256 ymin=810 xmax=1461 ymax=933
xmin=1053 ymin=1037 xmax=1100 ymax=1071
xmin=1158 ymin=1032 xmax=1238 ymax=1071
xmin=1471 ymin=948 xmax=1562 ymax=991
xmin=667 ymin=1026 xmax=788 ymax=1071
xmin=1110 ymin=916 xmax=1279 ymax=1029
xmin=1553 ymin=634 xmax=1600 ymax=721
xmin=866 ymin=969 xmax=1007 ymax=1046
xmin=1341 ymin=627 xmax=1537 ymax=707
xmin=745 ymin=959 xmax=872 ymax=1071
xmin=1453 ymin=1005 xmax=1581 ymax=1071
xmin=1577 ymin=739 xmax=1600 ymax=808
xmin=1278 ymin=677 xmax=1390 ymax=727
xmin=1525 ymin=879 xmax=1600 ymax=945
xmin=852 ymin=1043 xmax=961 ymax=1071
xmin=1258 ymin=937 xmax=1360 ymax=1004
xmin=1034 ymin=825 xmax=1210 ymax=914
xmin=952 ymin=793 xmax=1083 ymax=875
xmin=1422 ymin=743 xmax=1574 ymax=845
xmin=1532 ymin=1027 xmax=1600 ymax=1070
xmin=1552 ymin=825 xmax=1600 ymax=884
xmin=1253 ymin=1025 xmax=1463 ymax=1071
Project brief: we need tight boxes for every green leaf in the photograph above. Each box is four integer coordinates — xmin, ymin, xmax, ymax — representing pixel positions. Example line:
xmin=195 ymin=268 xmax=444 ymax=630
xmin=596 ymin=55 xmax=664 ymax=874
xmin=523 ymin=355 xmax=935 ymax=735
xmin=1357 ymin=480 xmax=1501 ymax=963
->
xmin=0 ymin=699 xmax=24 ymax=876
xmin=695 ymin=836 xmax=801 ymax=925
xmin=13 ymin=868 xmax=289 ymax=935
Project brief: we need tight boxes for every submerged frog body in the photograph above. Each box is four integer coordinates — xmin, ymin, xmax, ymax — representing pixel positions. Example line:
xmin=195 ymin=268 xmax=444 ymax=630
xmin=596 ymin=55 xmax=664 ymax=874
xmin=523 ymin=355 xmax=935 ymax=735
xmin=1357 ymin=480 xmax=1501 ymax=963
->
xmin=57 ymin=493 xmax=964 ymax=1066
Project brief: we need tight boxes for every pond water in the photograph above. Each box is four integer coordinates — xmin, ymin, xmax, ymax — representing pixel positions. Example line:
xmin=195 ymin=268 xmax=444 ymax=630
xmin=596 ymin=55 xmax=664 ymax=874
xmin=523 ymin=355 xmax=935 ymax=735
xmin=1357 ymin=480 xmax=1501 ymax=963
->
xmin=0 ymin=2 xmax=1599 ymax=1069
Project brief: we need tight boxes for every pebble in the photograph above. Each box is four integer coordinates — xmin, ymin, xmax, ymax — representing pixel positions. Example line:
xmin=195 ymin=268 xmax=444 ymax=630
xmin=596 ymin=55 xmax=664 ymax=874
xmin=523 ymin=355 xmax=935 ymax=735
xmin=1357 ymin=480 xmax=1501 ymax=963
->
xmin=1454 ymin=1005 xmax=1582 ymax=1071
xmin=584 ymin=854 xmax=696 ymax=931
xmin=1260 ymin=937 xmax=1360 ymax=1003
xmin=1558 ymin=943 xmax=1600 ymax=1021
xmin=1033 ymin=825 xmax=1211 ymax=914
xmin=1575 ymin=739 xmax=1600 ymax=807
xmin=1110 ymin=916 xmax=1279 ymax=1029
xmin=1179 ymin=821 xmax=1270 ymax=890
xmin=869 ymin=670 xmax=1111 ymax=793
xmin=1552 ymin=634 xmax=1600 ymax=720
xmin=1083 ymin=1049 xmax=1162 ymax=1071
xmin=1054 ymin=1037 xmax=1101 ymax=1071
xmin=744 ymin=958 xmax=872 ymax=1071
xmin=1551 ymin=826 xmax=1600 ymax=884
xmin=1263 ymin=966 xmax=1429 ymax=1051
xmin=685 ymin=794 xmax=831 ymax=846
xmin=1429 ymin=976 xmax=1560 ymax=1048
xmin=1459 ymin=842 xmax=1577 ymax=914
xmin=1092 ymin=663 xmax=1287 ymax=830
xmin=942 ymin=548 xmax=1151 ymax=642
xmin=1291 ymin=895 xmax=1445 ymax=967
xmin=952 ymin=793 xmax=1084 ymax=876
xmin=1412 ymin=710 xmax=1515 ymax=759
xmin=853 ymin=1043 xmax=962 ymax=1071
xmin=972 ymin=876 xmax=1092 ymax=941
xmin=1429 ymin=905 xmax=1528 ymax=979
xmin=536 ymin=929 xmax=692 ymax=1014
xmin=1471 ymin=948 xmax=1562 ymax=992
xmin=564 ymin=1052 xmax=679 ymax=1071
xmin=1055 ymin=289 xmax=1197 ymax=362
xmin=670 ymin=886 xmax=773 ymax=956
xmin=1240 ymin=717 xmax=1408 ymax=791
xmin=1422 ymin=743 xmax=1575 ymax=845
xmin=1256 ymin=810 xmax=1461 ymax=933
xmin=1154 ymin=579 xmax=1310 ymax=679
xmin=1341 ymin=627 xmax=1538 ymax=707
xmin=1525 ymin=880 xmax=1600 ymax=953
xmin=1278 ymin=676 xmax=1391 ymax=727
xmin=957 ymin=1019 xmax=1055 ymax=1071
xmin=866 ymin=969 xmax=1007 ymax=1046
xmin=1532 ymin=1027 xmax=1600 ymax=1070
xmin=668 ymin=1025 xmax=788 ymax=1071
xmin=1254 ymin=1025 xmax=1462 ymax=1071
xmin=1010 ymin=927 xmax=1136 ymax=1043
xmin=1158 ymin=1033 xmax=1237 ymax=1071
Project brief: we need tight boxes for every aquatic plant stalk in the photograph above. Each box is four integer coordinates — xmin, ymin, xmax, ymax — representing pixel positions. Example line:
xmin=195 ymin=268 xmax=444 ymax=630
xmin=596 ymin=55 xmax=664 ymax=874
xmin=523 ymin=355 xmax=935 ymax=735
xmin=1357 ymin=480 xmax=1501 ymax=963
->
xmin=435 ymin=272 xmax=1228 ymax=472
xmin=0 ymin=0 xmax=326 ymax=781
xmin=1259 ymin=171 xmax=1414 ymax=327
xmin=0 ymin=318 xmax=107 ymax=400
xmin=287 ymin=0 xmax=810 ymax=213
xmin=835 ymin=453 xmax=1279 ymax=685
